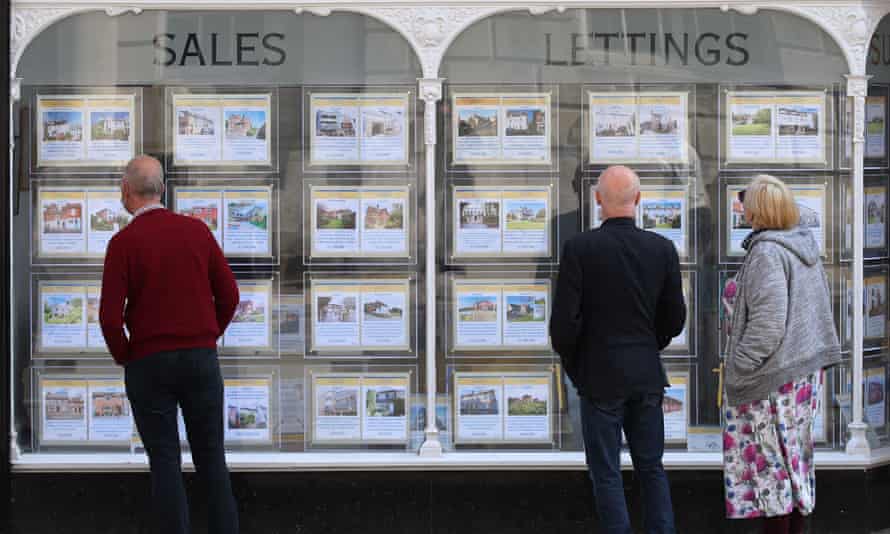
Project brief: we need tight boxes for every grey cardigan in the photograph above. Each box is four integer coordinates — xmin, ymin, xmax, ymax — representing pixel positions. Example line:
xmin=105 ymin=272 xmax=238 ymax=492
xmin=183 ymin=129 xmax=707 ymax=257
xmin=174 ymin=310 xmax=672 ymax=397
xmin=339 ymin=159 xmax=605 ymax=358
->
xmin=725 ymin=228 xmax=842 ymax=405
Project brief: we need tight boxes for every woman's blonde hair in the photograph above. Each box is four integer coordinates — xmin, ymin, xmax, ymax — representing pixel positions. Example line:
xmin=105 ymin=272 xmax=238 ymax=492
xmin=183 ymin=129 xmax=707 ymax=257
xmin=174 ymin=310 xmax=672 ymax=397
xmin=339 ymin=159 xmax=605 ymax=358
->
xmin=743 ymin=175 xmax=800 ymax=231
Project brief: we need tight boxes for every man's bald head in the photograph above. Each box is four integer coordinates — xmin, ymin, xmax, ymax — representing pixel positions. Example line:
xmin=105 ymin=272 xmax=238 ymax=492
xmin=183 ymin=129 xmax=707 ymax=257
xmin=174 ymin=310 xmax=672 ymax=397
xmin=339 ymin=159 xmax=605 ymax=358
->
xmin=123 ymin=155 xmax=165 ymax=199
xmin=121 ymin=155 xmax=165 ymax=215
xmin=596 ymin=165 xmax=640 ymax=220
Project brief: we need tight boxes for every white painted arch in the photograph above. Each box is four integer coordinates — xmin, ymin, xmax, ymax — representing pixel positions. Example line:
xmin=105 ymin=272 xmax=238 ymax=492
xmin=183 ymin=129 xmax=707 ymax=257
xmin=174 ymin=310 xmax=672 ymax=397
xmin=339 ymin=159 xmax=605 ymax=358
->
xmin=10 ymin=1 xmax=890 ymax=82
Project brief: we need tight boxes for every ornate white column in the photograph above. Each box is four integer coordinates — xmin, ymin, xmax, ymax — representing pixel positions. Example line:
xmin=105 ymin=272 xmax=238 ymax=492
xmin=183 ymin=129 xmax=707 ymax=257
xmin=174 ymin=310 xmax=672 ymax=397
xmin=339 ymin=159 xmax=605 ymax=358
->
xmin=8 ymin=77 xmax=21 ymax=463
xmin=418 ymin=77 xmax=444 ymax=457
xmin=846 ymin=74 xmax=871 ymax=457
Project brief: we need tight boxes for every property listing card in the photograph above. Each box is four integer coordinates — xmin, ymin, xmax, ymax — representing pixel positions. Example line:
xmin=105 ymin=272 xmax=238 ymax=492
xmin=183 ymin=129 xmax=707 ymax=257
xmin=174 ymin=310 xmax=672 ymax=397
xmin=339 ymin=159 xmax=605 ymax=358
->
xmin=222 ymin=280 xmax=272 ymax=350
xmin=277 ymin=295 xmax=305 ymax=356
xmin=37 ymin=189 xmax=87 ymax=257
xmin=725 ymin=91 xmax=827 ymax=165
xmin=224 ymin=378 xmax=272 ymax=442
xmin=174 ymin=185 xmax=273 ymax=258
xmin=866 ymin=96 xmax=887 ymax=160
xmin=87 ymin=379 xmax=132 ymax=442
xmin=455 ymin=375 xmax=504 ymax=442
xmin=726 ymin=184 xmax=752 ymax=256
xmin=85 ymin=284 xmax=107 ymax=351
xmin=309 ymin=93 xmax=409 ymax=166
xmin=175 ymin=187 xmax=223 ymax=245
xmin=866 ymin=367 xmax=887 ymax=429
xmin=667 ymin=274 xmax=692 ymax=352
xmin=452 ymin=185 xmax=551 ymax=258
xmin=310 ymin=279 xmax=410 ymax=353
xmin=725 ymin=182 xmax=827 ymax=257
xmin=503 ymin=375 xmax=551 ymax=442
xmin=310 ymin=186 xmax=410 ymax=258
xmin=37 ymin=94 xmax=136 ymax=167
xmin=589 ymin=183 xmax=603 ymax=229
xmin=453 ymin=282 xmax=501 ymax=348
xmin=452 ymin=93 xmax=551 ymax=165
xmin=452 ymin=279 xmax=550 ymax=352
xmin=586 ymin=182 xmax=688 ymax=258
xmin=501 ymin=285 xmax=550 ymax=347
xmin=222 ymin=188 xmax=272 ymax=256
xmin=663 ymin=374 xmax=689 ymax=443
xmin=39 ymin=281 xmax=88 ymax=351
xmin=865 ymin=274 xmax=888 ymax=341
xmin=37 ymin=186 xmax=131 ymax=260
xmin=637 ymin=187 xmax=688 ymax=256
xmin=454 ymin=373 xmax=552 ymax=444
xmin=588 ymin=92 xmax=689 ymax=165
xmin=86 ymin=188 xmax=131 ymax=255
xmin=312 ymin=375 xmax=363 ymax=442
xmin=792 ymin=184 xmax=828 ymax=255
xmin=41 ymin=379 xmax=89 ymax=443
xmin=865 ymin=185 xmax=887 ymax=250
xmin=173 ymin=93 xmax=272 ymax=166
xmin=361 ymin=375 xmax=410 ymax=443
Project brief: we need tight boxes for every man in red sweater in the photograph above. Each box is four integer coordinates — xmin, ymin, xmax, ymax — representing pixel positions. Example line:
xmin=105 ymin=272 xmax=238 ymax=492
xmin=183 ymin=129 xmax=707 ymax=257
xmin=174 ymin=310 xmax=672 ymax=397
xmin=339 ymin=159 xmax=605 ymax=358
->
xmin=100 ymin=155 xmax=240 ymax=534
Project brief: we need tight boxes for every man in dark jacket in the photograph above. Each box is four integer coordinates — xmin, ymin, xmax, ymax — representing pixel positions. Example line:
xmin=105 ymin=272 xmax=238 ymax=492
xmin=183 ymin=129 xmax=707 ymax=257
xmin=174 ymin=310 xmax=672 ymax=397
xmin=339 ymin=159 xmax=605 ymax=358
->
xmin=550 ymin=165 xmax=685 ymax=534
xmin=100 ymin=155 xmax=240 ymax=534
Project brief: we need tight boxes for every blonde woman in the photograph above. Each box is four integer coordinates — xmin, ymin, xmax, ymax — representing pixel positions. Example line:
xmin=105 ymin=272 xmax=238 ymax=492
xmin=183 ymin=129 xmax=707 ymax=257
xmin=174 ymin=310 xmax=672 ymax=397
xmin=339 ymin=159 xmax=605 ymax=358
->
xmin=722 ymin=175 xmax=841 ymax=534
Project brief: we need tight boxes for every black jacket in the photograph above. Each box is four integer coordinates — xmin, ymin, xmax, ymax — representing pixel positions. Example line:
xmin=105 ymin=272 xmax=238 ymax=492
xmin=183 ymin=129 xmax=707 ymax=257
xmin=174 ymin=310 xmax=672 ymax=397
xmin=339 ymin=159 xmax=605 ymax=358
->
xmin=549 ymin=217 xmax=686 ymax=401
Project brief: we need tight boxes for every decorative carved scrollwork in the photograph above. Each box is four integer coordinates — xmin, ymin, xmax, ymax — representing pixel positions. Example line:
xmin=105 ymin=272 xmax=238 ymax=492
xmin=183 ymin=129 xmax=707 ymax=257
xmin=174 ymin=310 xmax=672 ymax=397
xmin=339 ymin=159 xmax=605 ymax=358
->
xmin=366 ymin=6 xmax=500 ymax=77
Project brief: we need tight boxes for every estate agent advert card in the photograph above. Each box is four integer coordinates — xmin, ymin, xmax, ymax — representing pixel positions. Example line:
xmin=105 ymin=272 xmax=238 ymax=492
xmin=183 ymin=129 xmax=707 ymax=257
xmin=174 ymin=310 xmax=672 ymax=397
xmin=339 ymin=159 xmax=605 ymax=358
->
xmin=224 ymin=378 xmax=272 ymax=442
xmin=277 ymin=295 xmax=305 ymax=355
xmin=41 ymin=379 xmax=89 ymax=443
xmin=588 ymin=183 xmax=687 ymax=259
xmin=85 ymin=284 xmax=107 ymax=351
xmin=866 ymin=96 xmax=887 ymax=160
xmin=663 ymin=374 xmax=689 ymax=443
xmin=311 ymin=372 xmax=410 ymax=446
xmin=313 ymin=375 xmax=362 ymax=442
xmin=87 ymin=379 xmax=132 ymax=443
xmin=866 ymin=185 xmax=888 ymax=250
xmin=588 ymin=92 xmax=689 ymax=165
xmin=37 ymin=186 xmax=131 ymax=260
xmin=865 ymin=274 xmax=888 ymax=341
xmin=310 ymin=279 xmax=411 ymax=353
xmin=174 ymin=185 xmax=273 ymax=258
xmin=39 ymin=282 xmax=88 ymax=351
xmin=452 ymin=280 xmax=550 ymax=351
xmin=725 ymin=91 xmax=827 ymax=165
xmin=726 ymin=182 xmax=827 ymax=257
xmin=667 ymin=275 xmax=692 ymax=351
xmin=173 ymin=93 xmax=272 ymax=166
xmin=866 ymin=367 xmax=887 ymax=429
xmin=637 ymin=187 xmax=687 ymax=256
xmin=310 ymin=186 xmax=410 ymax=258
xmin=222 ymin=280 xmax=273 ymax=349
xmin=310 ymin=93 xmax=409 ymax=166
xmin=452 ymin=93 xmax=551 ymax=165
xmin=38 ymin=189 xmax=87 ymax=257
xmin=452 ymin=186 xmax=551 ymax=259
xmin=37 ymin=95 xmax=136 ymax=167
xmin=454 ymin=373 xmax=552 ymax=444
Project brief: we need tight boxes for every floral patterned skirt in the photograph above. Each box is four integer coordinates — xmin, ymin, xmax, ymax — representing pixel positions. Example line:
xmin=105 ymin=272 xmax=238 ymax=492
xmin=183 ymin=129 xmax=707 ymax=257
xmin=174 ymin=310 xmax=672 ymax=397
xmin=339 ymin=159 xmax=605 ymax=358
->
xmin=723 ymin=371 xmax=822 ymax=519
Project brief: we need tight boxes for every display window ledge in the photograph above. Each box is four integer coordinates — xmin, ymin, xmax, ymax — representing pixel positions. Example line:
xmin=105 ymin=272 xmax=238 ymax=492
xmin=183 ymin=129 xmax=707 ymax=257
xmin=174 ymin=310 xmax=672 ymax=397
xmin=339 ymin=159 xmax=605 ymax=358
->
xmin=9 ymin=449 xmax=884 ymax=473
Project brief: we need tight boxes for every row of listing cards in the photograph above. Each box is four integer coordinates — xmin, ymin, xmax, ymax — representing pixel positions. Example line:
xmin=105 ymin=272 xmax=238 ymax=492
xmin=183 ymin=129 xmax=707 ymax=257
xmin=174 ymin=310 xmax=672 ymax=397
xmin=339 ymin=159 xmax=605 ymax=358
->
xmin=34 ymin=273 xmax=696 ymax=358
xmin=35 ymin=369 xmax=792 ymax=448
xmin=36 ymin=280 xmax=273 ymax=355
xmin=35 ymin=185 xmax=273 ymax=260
xmin=36 ymin=87 xmax=881 ymax=172
xmin=38 ymin=376 xmax=273 ymax=445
